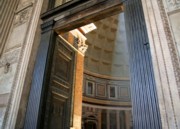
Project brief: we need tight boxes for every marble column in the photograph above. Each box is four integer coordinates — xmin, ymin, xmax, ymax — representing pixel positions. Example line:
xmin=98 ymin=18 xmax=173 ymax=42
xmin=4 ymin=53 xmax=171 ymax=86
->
xmin=125 ymin=110 xmax=131 ymax=129
xmin=97 ymin=110 xmax=102 ymax=129
xmin=116 ymin=110 xmax=120 ymax=129
xmin=107 ymin=110 xmax=110 ymax=129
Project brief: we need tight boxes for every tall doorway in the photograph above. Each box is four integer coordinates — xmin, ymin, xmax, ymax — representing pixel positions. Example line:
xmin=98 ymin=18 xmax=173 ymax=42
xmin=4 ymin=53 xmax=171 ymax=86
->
xmin=24 ymin=0 xmax=162 ymax=129
xmin=60 ymin=12 xmax=132 ymax=129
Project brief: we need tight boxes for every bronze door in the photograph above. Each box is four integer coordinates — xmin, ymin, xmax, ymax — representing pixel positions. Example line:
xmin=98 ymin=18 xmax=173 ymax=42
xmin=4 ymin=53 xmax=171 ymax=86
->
xmin=42 ymin=36 xmax=75 ymax=129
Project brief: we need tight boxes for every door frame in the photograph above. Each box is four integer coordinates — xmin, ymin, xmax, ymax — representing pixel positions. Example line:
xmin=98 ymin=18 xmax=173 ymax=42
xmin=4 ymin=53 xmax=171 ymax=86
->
xmin=23 ymin=0 xmax=180 ymax=129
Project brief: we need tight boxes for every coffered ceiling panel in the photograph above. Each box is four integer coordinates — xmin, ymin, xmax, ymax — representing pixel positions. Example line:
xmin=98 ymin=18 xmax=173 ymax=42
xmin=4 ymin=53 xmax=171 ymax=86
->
xmin=84 ymin=13 xmax=129 ymax=78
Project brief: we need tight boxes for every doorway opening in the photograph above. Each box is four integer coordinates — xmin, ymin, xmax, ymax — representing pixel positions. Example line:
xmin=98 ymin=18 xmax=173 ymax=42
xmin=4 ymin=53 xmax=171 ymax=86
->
xmin=60 ymin=12 xmax=132 ymax=129
xmin=24 ymin=1 xmax=162 ymax=129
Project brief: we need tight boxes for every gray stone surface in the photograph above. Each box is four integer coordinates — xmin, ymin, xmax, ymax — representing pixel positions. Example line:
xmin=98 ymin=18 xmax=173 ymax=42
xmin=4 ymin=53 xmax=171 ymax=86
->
xmin=164 ymin=0 xmax=180 ymax=12
xmin=163 ymin=0 xmax=180 ymax=98
xmin=169 ymin=12 xmax=180 ymax=58
xmin=0 ymin=48 xmax=21 ymax=68
xmin=0 ymin=107 xmax=6 ymax=129
xmin=5 ymin=23 xmax=28 ymax=51
xmin=142 ymin=0 xmax=180 ymax=128
xmin=0 ymin=94 xmax=10 ymax=107
xmin=0 ymin=63 xmax=18 ymax=94
xmin=1 ymin=0 xmax=44 ymax=128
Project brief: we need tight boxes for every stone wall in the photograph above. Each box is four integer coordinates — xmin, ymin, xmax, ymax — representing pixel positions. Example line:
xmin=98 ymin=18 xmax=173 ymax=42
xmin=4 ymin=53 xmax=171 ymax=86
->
xmin=83 ymin=73 xmax=131 ymax=103
xmin=0 ymin=0 xmax=45 ymax=128
xmin=0 ymin=0 xmax=20 ymax=128
xmin=141 ymin=0 xmax=180 ymax=128
xmin=162 ymin=0 xmax=180 ymax=94
xmin=0 ymin=0 xmax=19 ymax=55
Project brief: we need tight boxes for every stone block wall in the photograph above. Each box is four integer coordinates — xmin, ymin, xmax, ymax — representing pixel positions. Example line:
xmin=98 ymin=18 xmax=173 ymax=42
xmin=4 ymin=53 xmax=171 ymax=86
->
xmin=0 ymin=0 xmax=45 ymax=128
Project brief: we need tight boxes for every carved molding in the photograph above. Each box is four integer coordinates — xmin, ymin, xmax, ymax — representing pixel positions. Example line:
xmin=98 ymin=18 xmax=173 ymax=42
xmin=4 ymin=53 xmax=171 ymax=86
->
xmin=84 ymin=74 xmax=130 ymax=86
xmin=142 ymin=0 xmax=180 ymax=128
xmin=165 ymin=0 xmax=180 ymax=11
xmin=41 ymin=20 xmax=55 ymax=32
xmin=84 ymin=74 xmax=131 ymax=101
xmin=0 ymin=48 xmax=21 ymax=68
xmin=157 ymin=0 xmax=180 ymax=94
xmin=76 ymin=37 xmax=88 ymax=55
xmin=69 ymin=29 xmax=88 ymax=55
xmin=16 ymin=1 xmax=34 ymax=13
xmin=14 ymin=1 xmax=34 ymax=27
xmin=14 ymin=8 xmax=32 ymax=27
xmin=2 ymin=0 xmax=44 ymax=128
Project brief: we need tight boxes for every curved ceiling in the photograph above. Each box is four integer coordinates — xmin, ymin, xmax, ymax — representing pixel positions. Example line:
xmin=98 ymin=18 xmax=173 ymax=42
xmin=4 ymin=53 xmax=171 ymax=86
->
xmin=84 ymin=13 xmax=129 ymax=79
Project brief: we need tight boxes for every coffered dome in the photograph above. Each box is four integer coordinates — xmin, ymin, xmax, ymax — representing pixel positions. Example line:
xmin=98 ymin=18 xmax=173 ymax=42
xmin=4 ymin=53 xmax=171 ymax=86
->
xmin=84 ymin=13 xmax=129 ymax=79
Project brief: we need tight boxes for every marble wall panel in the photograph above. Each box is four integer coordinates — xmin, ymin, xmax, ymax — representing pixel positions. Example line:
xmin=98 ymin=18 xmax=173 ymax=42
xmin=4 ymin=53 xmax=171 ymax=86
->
xmin=0 ymin=107 xmax=6 ymax=129
xmin=5 ymin=23 xmax=28 ymax=51
xmin=0 ymin=63 xmax=18 ymax=94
